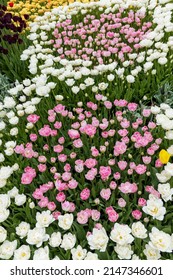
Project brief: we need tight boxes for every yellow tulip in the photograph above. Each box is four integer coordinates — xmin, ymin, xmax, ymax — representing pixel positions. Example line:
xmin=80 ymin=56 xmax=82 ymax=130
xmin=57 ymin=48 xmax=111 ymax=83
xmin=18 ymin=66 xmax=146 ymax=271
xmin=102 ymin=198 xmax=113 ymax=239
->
xmin=159 ymin=149 xmax=171 ymax=164
xmin=7 ymin=0 xmax=99 ymax=28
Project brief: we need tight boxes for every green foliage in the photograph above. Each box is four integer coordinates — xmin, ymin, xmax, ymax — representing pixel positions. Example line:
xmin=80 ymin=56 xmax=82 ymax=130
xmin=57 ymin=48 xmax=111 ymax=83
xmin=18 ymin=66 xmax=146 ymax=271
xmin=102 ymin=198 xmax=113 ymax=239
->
xmin=1 ymin=0 xmax=8 ymax=5
xmin=153 ymin=82 xmax=173 ymax=107
xmin=0 ymin=72 xmax=13 ymax=101
xmin=0 ymin=35 xmax=31 ymax=82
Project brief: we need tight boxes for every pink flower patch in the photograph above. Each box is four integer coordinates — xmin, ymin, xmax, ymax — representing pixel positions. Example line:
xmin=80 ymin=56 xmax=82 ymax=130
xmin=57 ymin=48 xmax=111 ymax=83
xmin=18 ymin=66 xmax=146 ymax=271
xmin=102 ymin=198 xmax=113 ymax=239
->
xmin=39 ymin=125 xmax=52 ymax=137
xmin=68 ymin=129 xmax=80 ymax=139
xmin=54 ymin=145 xmax=64 ymax=153
xmin=85 ymin=158 xmax=98 ymax=169
xmin=83 ymin=124 xmax=97 ymax=137
xmin=119 ymin=182 xmax=138 ymax=194
xmin=27 ymin=114 xmax=40 ymax=124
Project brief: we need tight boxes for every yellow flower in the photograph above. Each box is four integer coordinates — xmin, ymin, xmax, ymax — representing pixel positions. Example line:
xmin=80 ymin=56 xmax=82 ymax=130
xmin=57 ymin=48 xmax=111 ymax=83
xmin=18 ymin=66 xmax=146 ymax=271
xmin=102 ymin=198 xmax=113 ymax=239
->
xmin=7 ymin=0 xmax=99 ymax=28
xmin=159 ymin=149 xmax=171 ymax=164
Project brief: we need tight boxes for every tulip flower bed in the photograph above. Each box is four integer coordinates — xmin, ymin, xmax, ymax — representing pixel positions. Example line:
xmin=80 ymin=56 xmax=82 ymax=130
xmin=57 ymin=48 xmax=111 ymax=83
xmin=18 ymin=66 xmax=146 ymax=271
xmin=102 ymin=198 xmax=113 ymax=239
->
xmin=0 ymin=3 xmax=30 ymax=81
xmin=7 ymin=0 xmax=98 ymax=24
xmin=0 ymin=4 xmax=27 ymax=55
xmin=0 ymin=0 xmax=173 ymax=260
xmin=20 ymin=0 xmax=173 ymax=100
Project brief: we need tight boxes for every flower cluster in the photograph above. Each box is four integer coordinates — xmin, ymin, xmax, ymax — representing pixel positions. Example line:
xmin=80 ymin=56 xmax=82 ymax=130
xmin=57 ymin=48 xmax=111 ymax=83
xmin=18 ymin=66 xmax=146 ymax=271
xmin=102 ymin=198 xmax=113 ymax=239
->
xmin=7 ymin=0 xmax=97 ymax=25
xmin=0 ymin=4 xmax=28 ymax=54
xmin=0 ymin=0 xmax=172 ymax=131
xmin=17 ymin=0 xmax=173 ymax=99
xmin=53 ymin=10 xmax=152 ymax=64
xmin=0 ymin=165 xmax=14 ymax=189
xmin=151 ymin=103 xmax=173 ymax=203
xmin=14 ymin=98 xmax=162 ymax=218
xmin=0 ymin=73 xmax=13 ymax=102
xmin=1 ymin=93 xmax=173 ymax=260
xmin=0 ymin=0 xmax=173 ymax=261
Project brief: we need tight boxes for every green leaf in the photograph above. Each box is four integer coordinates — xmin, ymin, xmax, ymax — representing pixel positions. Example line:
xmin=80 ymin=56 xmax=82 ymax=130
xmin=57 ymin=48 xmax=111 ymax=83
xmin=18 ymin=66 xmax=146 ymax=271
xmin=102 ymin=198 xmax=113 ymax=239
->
xmin=73 ymin=222 xmax=86 ymax=242
xmin=25 ymin=203 xmax=34 ymax=224
xmin=97 ymin=250 xmax=110 ymax=260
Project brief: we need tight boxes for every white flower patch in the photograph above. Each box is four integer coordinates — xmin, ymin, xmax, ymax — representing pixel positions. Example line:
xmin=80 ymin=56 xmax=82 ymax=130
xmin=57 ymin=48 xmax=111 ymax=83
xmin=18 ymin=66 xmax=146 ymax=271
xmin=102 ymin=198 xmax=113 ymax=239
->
xmin=158 ymin=183 xmax=173 ymax=202
xmin=156 ymin=170 xmax=171 ymax=183
xmin=143 ymin=194 xmax=166 ymax=221
xmin=0 ymin=226 xmax=7 ymax=244
xmin=149 ymin=227 xmax=172 ymax=252
xmin=13 ymin=245 xmax=31 ymax=260
xmin=7 ymin=187 xmax=19 ymax=198
xmin=0 ymin=193 xmax=11 ymax=223
xmin=143 ymin=244 xmax=161 ymax=260
xmin=0 ymin=166 xmax=14 ymax=188
xmin=0 ymin=208 xmax=10 ymax=223
xmin=0 ymin=194 xmax=10 ymax=209
xmin=58 ymin=213 xmax=73 ymax=230
xmin=0 ymin=240 xmax=17 ymax=260
xmin=14 ymin=194 xmax=27 ymax=206
xmin=110 ymin=223 xmax=134 ymax=245
xmin=131 ymin=222 xmax=147 ymax=239
xmin=26 ymin=227 xmax=49 ymax=247
xmin=71 ymin=245 xmax=87 ymax=260
xmin=49 ymin=232 xmax=62 ymax=247
xmin=114 ymin=244 xmax=133 ymax=260
xmin=16 ymin=222 xmax=30 ymax=239
xmin=84 ymin=252 xmax=99 ymax=260
xmin=61 ymin=233 xmax=76 ymax=251
xmin=36 ymin=210 xmax=55 ymax=228
xmin=33 ymin=246 xmax=50 ymax=260
xmin=87 ymin=227 xmax=109 ymax=252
